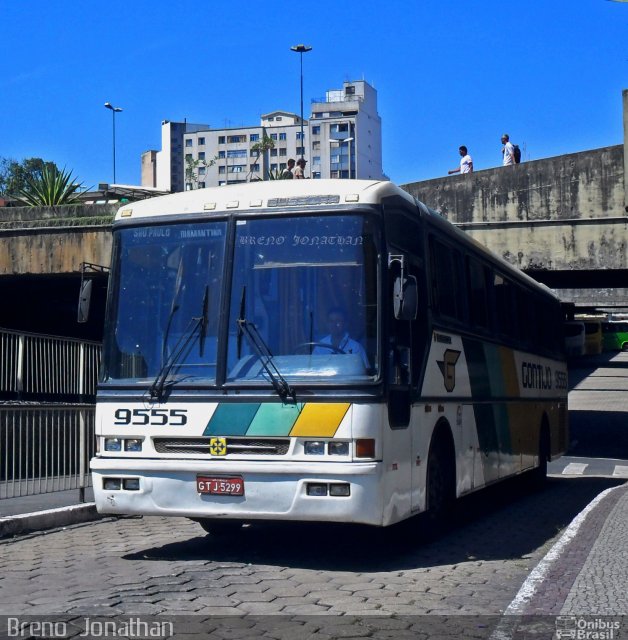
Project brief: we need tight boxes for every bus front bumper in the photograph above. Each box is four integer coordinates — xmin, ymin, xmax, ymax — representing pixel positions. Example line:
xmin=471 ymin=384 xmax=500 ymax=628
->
xmin=90 ymin=457 xmax=385 ymax=526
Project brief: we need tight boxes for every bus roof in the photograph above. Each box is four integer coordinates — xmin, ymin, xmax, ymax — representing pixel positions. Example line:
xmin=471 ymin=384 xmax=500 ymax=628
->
xmin=114 ymin=179 xmax=415 ymax=221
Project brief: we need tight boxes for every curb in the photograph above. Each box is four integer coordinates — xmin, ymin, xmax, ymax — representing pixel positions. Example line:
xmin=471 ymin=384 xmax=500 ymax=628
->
xmin=0 ymin=503 xmax=102 ymax=539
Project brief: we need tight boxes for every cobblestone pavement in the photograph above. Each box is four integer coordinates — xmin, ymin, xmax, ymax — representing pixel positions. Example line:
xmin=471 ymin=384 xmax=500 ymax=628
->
xmin=0 ymin=476 xmax=621 ymax=628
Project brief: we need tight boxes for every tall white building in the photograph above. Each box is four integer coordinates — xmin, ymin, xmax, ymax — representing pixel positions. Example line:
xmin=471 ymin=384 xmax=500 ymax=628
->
xmin=142 ymin=79 xmax=384 ymax=191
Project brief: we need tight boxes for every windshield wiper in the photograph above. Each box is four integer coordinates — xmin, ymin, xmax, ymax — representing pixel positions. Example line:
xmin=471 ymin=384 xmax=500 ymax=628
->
xmin=236 ymin=287 xmax=294 ymax=403
xmin=149 ymin=286 xmax=209 ymax=400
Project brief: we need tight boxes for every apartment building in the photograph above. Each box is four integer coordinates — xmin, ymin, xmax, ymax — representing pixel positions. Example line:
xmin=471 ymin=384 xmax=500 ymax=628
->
xmin=142 ymin=80 xmax=384 ymax=191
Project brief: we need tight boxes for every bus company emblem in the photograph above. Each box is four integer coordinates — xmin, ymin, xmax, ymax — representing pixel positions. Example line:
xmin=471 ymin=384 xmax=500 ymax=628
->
xmin=209 ymin=437 xmax=227 ymax=456
xmin=437 ymin=349 xmax=461 ymax=392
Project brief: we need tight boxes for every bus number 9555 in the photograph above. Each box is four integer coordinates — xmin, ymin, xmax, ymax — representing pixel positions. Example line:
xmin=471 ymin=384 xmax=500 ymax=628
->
xmin=114 ymin=408 xmax=188 ymax=426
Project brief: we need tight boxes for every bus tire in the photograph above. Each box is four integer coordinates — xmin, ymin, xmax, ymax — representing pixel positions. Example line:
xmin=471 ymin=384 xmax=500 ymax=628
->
xmin=195 ymin=519 xmax=243 ymax=536
xmin=426 ymin=431 xmax=456 ymax=531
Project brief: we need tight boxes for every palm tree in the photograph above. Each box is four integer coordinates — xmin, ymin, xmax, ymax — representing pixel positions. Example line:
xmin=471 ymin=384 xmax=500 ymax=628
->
xmin=16 ymin=166 xmax=83 ymax=206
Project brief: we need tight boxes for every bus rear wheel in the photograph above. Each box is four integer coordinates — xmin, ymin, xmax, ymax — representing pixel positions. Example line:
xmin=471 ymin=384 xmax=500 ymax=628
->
xmin=195 ymin=519 xmax=244 ymax=536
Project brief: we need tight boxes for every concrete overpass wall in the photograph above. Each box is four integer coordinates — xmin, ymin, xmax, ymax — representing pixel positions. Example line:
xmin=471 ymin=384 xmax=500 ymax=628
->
xmin=0 ymin=204 xmax=115 ymax=275
xmin=402 ymin=145 xmax=626 ymax=272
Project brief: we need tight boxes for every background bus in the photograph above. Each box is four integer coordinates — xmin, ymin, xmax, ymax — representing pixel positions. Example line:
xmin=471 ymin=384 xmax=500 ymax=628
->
xmin=89 ymin=180 xmax=568 ymax=534
xmin=602 ymin=321 xmax=628 ymax=351
xmin=564 ymin=321 xmax=585 ymax=357
xmin=580 ymin=319 xmax=603 ymax=355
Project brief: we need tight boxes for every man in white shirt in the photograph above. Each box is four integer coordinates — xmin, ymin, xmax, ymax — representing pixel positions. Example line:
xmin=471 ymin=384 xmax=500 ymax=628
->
xmin=448 ymin=146 xmax=473 ymax=175
xmin=313 ymin=307 xmax=369 ymax=369
xmin=502 ymin=134 xmax=515 ymax=166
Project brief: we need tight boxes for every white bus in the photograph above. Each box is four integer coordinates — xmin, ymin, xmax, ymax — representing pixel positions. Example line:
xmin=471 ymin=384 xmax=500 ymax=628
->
xmin=90 ymin=180 xmax=568 ymax=534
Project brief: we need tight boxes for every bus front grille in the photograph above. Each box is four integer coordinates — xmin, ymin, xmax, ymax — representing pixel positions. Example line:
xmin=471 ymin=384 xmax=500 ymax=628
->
xmin=152 ymin=437 xmax=290 ymax=456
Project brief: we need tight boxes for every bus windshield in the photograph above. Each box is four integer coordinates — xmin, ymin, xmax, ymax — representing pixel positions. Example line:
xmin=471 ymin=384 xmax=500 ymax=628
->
xmin=226 ymin=213 xmax=379 ymax=385
xmin=101 ymin=213 xmax=380 ymax=388
xmin=102 ymin=222 xmax=227 ymax=384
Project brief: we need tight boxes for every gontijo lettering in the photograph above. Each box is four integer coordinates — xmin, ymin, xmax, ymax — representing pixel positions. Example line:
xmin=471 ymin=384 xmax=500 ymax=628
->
xmin=521 ymin=361 xmax=553 ymax=389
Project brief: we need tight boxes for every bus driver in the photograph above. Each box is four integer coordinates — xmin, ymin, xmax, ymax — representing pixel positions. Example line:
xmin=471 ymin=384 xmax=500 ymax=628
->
xmin=313 ymin=307 xmax=369 ymax=368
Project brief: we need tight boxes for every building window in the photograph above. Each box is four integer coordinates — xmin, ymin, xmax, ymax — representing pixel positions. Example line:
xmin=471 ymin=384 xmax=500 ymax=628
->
xmin=296 ymin=132 xmax=305 ymax=140
xmin=218 ymin=136 xmax=225 ymax=144
xmin=198 ymin=167 xmax=206 ymax=175
xmin=218 ymin=150 xmax=225 ymax=159
xmin=227 ymin=149 xmax=247 ymax=158
xmin=279 ymin=163 xmax=286 ymax=170
xmin=198 ymin=137 xmax=205 ymax=145
xmin=279 ymin=148 xmax=287 ymax=156
xmin=270 ymin=163 xmax=278 ymax=171
xmin=228 ymin=165 xmax=245 ymax=173
xmin=345 ymin=85 xmax=355 ymax=95
xmin=312 ymin=171 xmax=321 ymax=179
xmin=185 ymin=153 xmax=193 ymax=161
xmin=218 ymin=166 xmax=226 ymax=174
xmin=185 ymin=183 xmax=193 ymax=190
xmin=185 ymin=139 xmax=193 ymax=147
xmin=279 ymin=132 xmax=286 ymax=141
xmin=313 ymin=156 xmax=321 ymax=164
xmin=331 ymin=123 xmax=349 ymax=134
xmin=296 ymin=146 xmax=305 ymax=156
xmin=276 ymin=116 xmax=283 ymax=121
xmin=312 ymin=126 xmax=320 ymax=135
xmin=270 ymin=148 xmax=278 ymax=157
xmin=227 ymin=135 xmax=246 ymax=143
xmin=313 ymin=141 xmax=321 ymax=150
xmin=270 ymin=133 xmax=278 ymax=141
xmin=250 ymin=163 xmax=260 ymax=172
xmin=250 ymin=133 xmax=260 ymax=141
xmin=198 ymin=152 xmax=206 ymax=160
xmin=198 ymin=182 xmax=205 ymax=189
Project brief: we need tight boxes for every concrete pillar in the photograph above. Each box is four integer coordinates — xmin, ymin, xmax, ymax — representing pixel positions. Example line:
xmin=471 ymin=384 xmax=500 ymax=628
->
xmin=624 ymin=89 xmax=628 ymax=211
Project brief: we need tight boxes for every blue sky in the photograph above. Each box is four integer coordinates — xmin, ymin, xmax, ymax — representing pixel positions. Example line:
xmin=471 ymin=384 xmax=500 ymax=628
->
xmin=1 ymin=1 xmax=626 ymax=189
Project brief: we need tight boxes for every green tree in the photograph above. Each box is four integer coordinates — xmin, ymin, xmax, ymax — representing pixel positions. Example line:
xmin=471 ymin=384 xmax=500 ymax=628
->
xmin=16 ymin=165 xmax=84 ymax=206
xmin=185 ymin=155 xmax=217 ymax=189
xmin=249 ymin=134 xmax=275 ymax=181
xmin=0 ymin=157 xmax=59 ymax=196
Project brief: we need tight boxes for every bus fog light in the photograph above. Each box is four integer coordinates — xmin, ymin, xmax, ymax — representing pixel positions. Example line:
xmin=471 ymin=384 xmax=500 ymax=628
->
xmin=328 ymin=441 xmax=349 ymax=456
xmin=306 ymin=483 xmax=328 ymax=496
xmin=304 ymin=441 xmax=325 ymax=455
xmin=103 ymin=478 xmax=121 ymax=490
xmin=329 ymin=483 xmax=350 ymax=497
xmin=123 ymin=478 xmax=140 ymax=491
xmin=104 ymin=438 xmax=122 ymax=452
xmin=356 ymin=438 xmax=376 ymax=458
xmin=124 ymin=439 xmax=143 ymax=452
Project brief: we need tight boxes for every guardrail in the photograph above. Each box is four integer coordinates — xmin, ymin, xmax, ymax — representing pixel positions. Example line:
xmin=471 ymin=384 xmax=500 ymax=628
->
xmin=0 ymin=405 xmax=95 ymax=499
xmin=0 ymin=329 xmax=101 ymax=501
xmin=0 ymin=329 xmax=100 ymax=402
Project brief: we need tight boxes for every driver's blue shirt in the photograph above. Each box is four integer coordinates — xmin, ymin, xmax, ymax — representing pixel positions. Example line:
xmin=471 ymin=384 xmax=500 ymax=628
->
xmin=313 ymin=333 xmax=369 ymax=368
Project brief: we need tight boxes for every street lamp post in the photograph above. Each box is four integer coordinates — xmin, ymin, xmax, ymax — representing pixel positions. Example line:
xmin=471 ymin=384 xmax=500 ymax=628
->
xmin=290 ymin=44 xmax=312 ymax=161
xmin=104 ymin=102 xmax=123 ymax=183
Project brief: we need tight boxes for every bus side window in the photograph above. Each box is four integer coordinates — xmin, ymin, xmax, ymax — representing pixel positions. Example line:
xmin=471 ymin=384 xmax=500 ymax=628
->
xmin=466 ymin=256 xmax=489 ymax=330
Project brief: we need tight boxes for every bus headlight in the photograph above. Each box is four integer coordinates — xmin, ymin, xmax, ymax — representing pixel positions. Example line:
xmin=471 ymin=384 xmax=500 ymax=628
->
xmin=304 ymin=441 xmax=325 ymax=455
xmin=124 ymin=439 xmax=143 ymax=452
xmin=306 ymin=483 xmax=328 ymax=496
xmin=123 ymin=478 xmax=140 ymax=491
xmin=103 ymin=478 xmax=121 ymax=490
xmin=104 ymin=438 xmax=122 ymax=452
xmin=328 ymin=442 xmax=349 ymax=456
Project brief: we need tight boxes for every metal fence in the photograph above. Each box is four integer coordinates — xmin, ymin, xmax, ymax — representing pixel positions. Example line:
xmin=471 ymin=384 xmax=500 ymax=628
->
xmin=0 ymin=405 xmax=95 ymax=499
xmin=0 ymin=329 xmax=101 ymax=402
xmin=0 ymin=329 xmax=101 ymax=501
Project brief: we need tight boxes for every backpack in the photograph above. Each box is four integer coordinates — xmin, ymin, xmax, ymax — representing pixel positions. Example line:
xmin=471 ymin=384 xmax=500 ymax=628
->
xmin=513 ymin=144 xmax=521 ymax=164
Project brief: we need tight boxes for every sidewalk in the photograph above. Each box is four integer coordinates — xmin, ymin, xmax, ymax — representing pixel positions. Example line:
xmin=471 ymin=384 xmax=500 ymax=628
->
xmin=504 ymin=481 xmax=628 ymax=616
xmin=0 ymin=487 xmax=100 ymax=538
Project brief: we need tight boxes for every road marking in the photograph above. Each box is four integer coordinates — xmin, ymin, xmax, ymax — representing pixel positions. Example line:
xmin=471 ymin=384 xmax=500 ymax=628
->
xmin=492 ymin=485 xmax=621 ymax=633
xmin=562 ymin=462 xmax=588 ymax=475
xmin=612 ymin=465 xmax=628 ymax=477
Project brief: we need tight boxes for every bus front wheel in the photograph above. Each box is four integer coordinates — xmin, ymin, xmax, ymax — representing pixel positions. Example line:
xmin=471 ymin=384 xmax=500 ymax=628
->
xmin=195 ymin=519 xmax=244 ymax=536
xmin=426 ymin=435 xmax=455 ymax=530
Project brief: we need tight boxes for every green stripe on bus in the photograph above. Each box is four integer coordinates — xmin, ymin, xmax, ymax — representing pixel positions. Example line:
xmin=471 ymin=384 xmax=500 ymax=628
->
xmin=245 ymin=402 xmax=304 ymax=436
xmin=203 ymin=403 xmax=260 ymax=436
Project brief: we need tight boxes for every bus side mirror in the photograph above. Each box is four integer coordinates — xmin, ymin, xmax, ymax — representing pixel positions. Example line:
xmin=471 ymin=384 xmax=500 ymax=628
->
xmin=393 ymin=275 xmax=418 ymax=321
xmin=77 ymin=279 xmax=93 ymax=323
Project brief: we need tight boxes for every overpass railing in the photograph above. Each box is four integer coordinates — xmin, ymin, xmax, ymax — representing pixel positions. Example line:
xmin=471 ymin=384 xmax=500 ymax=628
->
xmin=0 ymin=329 xmax=101 ymax=501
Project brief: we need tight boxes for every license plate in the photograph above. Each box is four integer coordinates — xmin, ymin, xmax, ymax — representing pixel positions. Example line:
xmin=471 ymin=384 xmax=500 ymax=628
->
xmin=197 ymin=475 xmax=244 ymax=496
